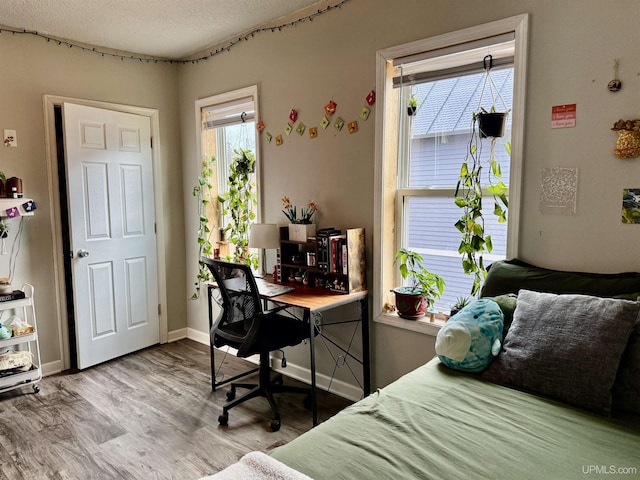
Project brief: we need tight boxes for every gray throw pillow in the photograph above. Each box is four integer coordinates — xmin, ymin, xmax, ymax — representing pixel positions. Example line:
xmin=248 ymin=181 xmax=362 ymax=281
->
xmin=612 ymin=325 xmax=640 ymax=414
xmin=482 ymin=289 xmax=639 ymax=414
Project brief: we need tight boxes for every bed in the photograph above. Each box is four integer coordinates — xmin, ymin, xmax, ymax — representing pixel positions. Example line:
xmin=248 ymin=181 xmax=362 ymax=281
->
xmin=212 ymin=259 xmax=640 ymax=479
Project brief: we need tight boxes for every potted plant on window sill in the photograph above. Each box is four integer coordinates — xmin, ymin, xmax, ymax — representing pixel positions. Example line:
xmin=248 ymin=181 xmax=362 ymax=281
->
xmin=407 ymin=96 xmax=417 ymax=116
xmin=392 ymin=248 xmax=445 ymax=319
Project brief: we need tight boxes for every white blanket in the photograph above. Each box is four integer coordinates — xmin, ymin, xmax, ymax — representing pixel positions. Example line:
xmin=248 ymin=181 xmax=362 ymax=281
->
xmin=201 ymin=451 xmax=312 ymax=480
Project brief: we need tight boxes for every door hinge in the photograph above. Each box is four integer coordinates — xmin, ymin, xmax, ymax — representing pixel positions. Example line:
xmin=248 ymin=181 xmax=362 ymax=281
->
xmin=158 ymin=304 xmax=161 ymax=315
xmin=150 ymin=137 xmax=153 ymax=149
xmin=154 ymin=222 xmax=157 ymax=234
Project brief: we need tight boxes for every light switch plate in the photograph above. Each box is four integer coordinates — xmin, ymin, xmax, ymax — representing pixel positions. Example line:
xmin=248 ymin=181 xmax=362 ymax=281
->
xmin=3 ymin=130 xmax=17 ymax=147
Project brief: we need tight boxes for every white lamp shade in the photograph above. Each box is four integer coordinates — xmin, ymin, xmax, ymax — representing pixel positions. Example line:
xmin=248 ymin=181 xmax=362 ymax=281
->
xmin=249 ymin=223 xmax=280 ymax=249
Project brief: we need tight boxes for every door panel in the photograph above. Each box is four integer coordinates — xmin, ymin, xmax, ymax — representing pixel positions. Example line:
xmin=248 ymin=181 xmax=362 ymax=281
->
xmin=63 ymin=102 xmax=159 ymax=369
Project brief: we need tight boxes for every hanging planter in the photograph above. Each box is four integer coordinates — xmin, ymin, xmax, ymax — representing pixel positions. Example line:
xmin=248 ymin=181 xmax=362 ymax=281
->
xmin=453 ymin=55 xmax=511 ymax=295
xmin=478 ymin=111 xmax=507 ymax=138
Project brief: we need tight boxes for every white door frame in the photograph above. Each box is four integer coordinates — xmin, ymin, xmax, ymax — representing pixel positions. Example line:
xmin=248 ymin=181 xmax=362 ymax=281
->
xmin=43 ymin=94 xmax=168 ymax=371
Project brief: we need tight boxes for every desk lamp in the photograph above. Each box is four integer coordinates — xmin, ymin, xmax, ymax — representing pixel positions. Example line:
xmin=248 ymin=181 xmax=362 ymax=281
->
xmin=249 ymin=223 xmax=280 ymax=277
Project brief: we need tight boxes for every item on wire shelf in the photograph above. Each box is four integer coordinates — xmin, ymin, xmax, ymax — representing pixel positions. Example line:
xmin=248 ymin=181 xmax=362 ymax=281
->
xmin=0 ymin=279 xmax=12 ymax=294
xmin=0 ymin=350 xmax=32 ymax=372
xmin=0 ymin=290 xmax=26 ymax=303
xmin=7 ymin=315 xmax=33 ymax=336
xmin=0 ymin=324 xmax=11 ymax=340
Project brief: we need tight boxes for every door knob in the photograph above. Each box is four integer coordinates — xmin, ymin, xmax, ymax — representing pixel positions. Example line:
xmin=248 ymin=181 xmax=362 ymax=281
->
xmin=77 ymin=249 xmax=90 ymax=258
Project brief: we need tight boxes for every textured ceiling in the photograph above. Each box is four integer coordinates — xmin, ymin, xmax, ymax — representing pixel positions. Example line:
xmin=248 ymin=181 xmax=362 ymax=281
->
xmin=0 ymin=0 xmax=323 ymax=59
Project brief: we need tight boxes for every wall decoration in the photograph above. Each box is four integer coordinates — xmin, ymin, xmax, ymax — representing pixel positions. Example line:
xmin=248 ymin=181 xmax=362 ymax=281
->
xmin=608 ymin=59 xmax=622 ymax=92
xmin=348 ymin=121 xmax=358 ymax=134
xmin=265 ymin=132 xmax=273 ymax=143
xmin=289 ymin=109 xmax=298 ymax=123
xmin=540 ymin=167 xmax=578 ymax=215
xmin=275 ymin=135 xmax=283 ymax=146
xmin=611 ymin=118 xmax=640 ymax=159
xmin=320 ymin=116 xmax=330 ymax=129
xmin=366 ymin=90 xmax=376 ymax=106
xmin=296 ymin=123 xmax=306 ymax=136
xmin=551 ymin=104 xmax=576 ymax=129
xmin=622 ymin=188 xmax=640 ymax=223
xmin=324 ymin=100 xmax=337 ymax=116
xmin=360 ymin=106 xmax=371 ymax=121
xmin=256 ymin=121 xmax=265 ymax=132
xmin=284 ymin=124 xmax=293 ymax=135
xmin=309 ymin=127 xmax=318 ymax=139
xmin=334 ymin=117 xmax=345 ymax=131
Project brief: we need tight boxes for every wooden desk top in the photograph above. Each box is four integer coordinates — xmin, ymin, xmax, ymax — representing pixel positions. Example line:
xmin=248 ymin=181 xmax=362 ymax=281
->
xmin=262 ymin=276 xmax=367 ymax=312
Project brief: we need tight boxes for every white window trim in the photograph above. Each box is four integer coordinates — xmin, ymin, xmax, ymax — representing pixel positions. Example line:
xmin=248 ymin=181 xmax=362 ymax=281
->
xmin=373 ymin=15 xmax=529 ymax=334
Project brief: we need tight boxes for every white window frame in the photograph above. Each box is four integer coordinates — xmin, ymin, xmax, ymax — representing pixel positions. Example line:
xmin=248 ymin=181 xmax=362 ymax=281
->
xmin=373 ymin=15 xmax=528 ymax=334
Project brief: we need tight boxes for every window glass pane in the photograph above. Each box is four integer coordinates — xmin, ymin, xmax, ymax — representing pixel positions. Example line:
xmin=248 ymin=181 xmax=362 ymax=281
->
xmin=404 ymin=68 xmax=513 ymax=188
xmin=403 ymin=192 xmax=507 ymax=308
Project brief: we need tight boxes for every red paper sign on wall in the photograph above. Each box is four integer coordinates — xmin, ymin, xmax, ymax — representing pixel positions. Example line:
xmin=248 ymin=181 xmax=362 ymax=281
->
xmin=551 ymin=104 xmax=577 ymax=129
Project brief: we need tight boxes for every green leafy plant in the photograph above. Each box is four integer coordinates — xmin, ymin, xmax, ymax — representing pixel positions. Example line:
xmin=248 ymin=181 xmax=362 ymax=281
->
xmin=394 ymin=248 xmax=445 ymax=304
xmin=454 ymin=111 xmax=510 ymax=295
xmin=191 ymin=155 xmax=216 ymax=299
xmin=281 ymin=196 xmax=318 ymax=224
xmin=218 ymin=148 xmax=258 ymax=268
xmin=450 ymin=296 xmax=471 ymax=316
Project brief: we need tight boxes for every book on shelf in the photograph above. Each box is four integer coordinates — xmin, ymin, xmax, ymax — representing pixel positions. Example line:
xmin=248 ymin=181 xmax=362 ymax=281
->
xmin=316 ymin=227 xmax=340 ymax=272
xmin=0 ymin=291 xmax=25 ymax=302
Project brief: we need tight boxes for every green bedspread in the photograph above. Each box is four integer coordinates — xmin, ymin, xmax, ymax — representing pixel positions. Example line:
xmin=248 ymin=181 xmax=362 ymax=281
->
xmin=271 ymin=359 xmax=640 ymax=480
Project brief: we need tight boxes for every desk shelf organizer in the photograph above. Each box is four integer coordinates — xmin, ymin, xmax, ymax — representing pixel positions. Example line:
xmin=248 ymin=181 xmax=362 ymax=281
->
xmin=278 ymin=227 xmax=366 ymax=294
xmin=0 ymin=284 xmax=41 ymax=395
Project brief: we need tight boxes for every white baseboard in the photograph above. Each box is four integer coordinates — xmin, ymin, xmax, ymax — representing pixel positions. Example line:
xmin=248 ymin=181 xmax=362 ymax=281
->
xmin=182 ymin=328 xmax=362 ymax=402
xmin=167 ymin=327 xmax=188 ymax=343
xmin=41 ymin=360 xmax=63 ymax=377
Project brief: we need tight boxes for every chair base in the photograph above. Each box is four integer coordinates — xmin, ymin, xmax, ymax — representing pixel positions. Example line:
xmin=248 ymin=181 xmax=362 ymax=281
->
xmin=218 ymin=352 xmax=311 ymax=432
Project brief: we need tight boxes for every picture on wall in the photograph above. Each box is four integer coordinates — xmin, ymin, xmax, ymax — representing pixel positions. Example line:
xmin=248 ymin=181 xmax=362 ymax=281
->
xmin=540 ymin=167 xmax=578 ymax=215
xmin=622 ymin=188 xmax=640 ymax=224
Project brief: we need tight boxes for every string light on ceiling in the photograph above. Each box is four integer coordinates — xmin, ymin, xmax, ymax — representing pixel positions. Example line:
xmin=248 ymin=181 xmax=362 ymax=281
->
xmin=0 ymin=0 xmax=351 ymax=65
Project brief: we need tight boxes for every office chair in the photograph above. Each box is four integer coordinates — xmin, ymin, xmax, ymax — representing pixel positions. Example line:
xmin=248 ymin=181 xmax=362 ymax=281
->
xmin=203 ymin=258 xmax=314 ymax=432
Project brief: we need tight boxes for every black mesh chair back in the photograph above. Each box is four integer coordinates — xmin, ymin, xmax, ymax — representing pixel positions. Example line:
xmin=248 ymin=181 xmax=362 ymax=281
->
xmin=205 ymin=259 xmax=262 ymax=357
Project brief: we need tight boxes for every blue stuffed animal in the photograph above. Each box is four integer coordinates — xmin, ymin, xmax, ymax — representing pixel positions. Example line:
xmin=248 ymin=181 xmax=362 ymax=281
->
xmin=435 ymin=298 xmax=504 ymax=373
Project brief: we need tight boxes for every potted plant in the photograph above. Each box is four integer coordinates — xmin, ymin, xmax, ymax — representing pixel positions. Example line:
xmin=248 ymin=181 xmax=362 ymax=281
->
xmin=450 ymin=296 xmax=471 ymax=317
xmin=407 ymin=96 xmax=417 ymax=116
xmin=392 ymin=248 xmax=445 ymax=319
xmin=218 ymin=148 xmax=258 ymax=267
xmin=454 ymin=54 xmax=510 ymax=295
xmin=191 ymin=155 xmax=216 ymax=299
xmin=282 ymin=196 xmax=318 ymax=242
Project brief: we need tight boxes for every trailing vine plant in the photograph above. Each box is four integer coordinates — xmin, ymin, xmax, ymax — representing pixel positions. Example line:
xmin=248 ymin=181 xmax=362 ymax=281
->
xmin=218 ymin=148 xmax=258 ymax=268
xmin=191 ymin=155 xmax=216 ymax=299
xmin=454 ymin=56 xmax=511 ymax=296
xmin=454 ymin=112 xmax=510 ymax=296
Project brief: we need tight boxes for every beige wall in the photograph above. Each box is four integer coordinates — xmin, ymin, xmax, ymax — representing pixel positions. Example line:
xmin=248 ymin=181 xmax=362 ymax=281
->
xmin=180 ymin=0 xmax=640 ymax=388
xmin=1 ymin=31 xmax=185 ymax=368
xmin=5 ymin=0 xmax=640 ymax=388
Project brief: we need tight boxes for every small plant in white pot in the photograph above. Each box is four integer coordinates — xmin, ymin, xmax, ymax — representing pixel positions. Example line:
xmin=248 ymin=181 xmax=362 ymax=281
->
xmin=393 ymin=248 xmax=445 ymax=319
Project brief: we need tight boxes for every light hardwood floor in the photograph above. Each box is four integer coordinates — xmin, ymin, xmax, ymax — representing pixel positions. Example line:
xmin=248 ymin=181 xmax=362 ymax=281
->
xmin=0 ymin=339 xmax=352 ymax=479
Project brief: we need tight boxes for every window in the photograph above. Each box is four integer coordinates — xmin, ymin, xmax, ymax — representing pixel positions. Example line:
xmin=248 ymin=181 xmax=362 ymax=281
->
xmin=195 ymin=86 xmax=260 ymax=260
xmin=374 ymin=16 xmax=528 ymax=323
xmin=397 ymin=66 xmax=513 ymax=309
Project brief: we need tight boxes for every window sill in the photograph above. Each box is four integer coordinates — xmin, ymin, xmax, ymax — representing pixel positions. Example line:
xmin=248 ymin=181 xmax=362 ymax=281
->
xmin=374 ymin=312 xmax=448 ymax=337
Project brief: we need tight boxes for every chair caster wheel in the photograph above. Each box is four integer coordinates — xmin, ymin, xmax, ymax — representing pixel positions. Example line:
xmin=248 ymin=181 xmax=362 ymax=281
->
xmin=226 ymin=389 xmax=236 ymax=401
xmin=218 ymin=412 xmax=229 ymax=426
xmin=270 ymin=418 xmax=281 ymax=432
xmin=32 ymin=384 xmax=40 ymax=394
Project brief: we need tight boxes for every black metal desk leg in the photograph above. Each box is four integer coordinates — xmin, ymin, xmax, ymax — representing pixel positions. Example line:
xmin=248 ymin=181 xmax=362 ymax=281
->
xmin=360 ymin=297 xmax=371 ymax=396
xmin=208 ymin=285 xmax=216 ymax=391
xmin=306 ymin=308 xmax=318 ymax=426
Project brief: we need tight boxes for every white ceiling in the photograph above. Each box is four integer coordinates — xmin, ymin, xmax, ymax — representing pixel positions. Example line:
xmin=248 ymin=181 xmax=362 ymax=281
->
xmin=0 ymin=0 xmax=324 ymax=59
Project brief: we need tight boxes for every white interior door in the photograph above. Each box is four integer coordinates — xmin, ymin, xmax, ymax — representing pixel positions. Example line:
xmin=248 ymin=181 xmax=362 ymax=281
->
xmin=63 ymin=102 xmax=159 ymax=369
